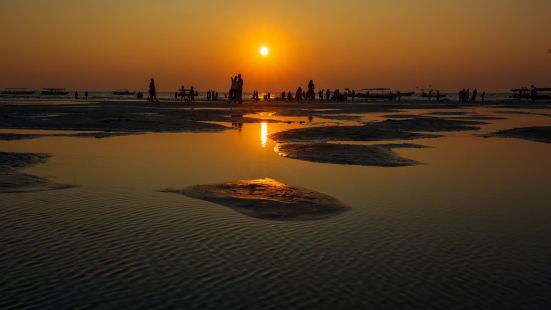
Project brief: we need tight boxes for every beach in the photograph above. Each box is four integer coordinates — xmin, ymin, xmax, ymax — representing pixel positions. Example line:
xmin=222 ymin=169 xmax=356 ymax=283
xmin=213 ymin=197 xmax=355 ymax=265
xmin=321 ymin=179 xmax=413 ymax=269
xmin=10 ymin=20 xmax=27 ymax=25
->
xmin=1 ymin=98 xmax=550 ymax=308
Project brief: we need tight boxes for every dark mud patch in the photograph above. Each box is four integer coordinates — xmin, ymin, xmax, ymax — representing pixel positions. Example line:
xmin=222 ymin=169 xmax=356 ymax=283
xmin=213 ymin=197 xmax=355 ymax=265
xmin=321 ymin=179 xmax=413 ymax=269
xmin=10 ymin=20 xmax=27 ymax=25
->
xmin=162 ymin=178 xmax=348 ymax=220
xmin=0 ymin=152 xmax=76 ymax=193
xmin=271 ymin=124 xmax=439 ymax=143
xmin=0 ymin=132 xmax=143 ymax=141
xmin=276 ymin=143 xmax=426 ymax=166
xmin=380 ymin=117 xmax=484 ymax=132
xmin=482 ymin=126 xmax=551 ymax=143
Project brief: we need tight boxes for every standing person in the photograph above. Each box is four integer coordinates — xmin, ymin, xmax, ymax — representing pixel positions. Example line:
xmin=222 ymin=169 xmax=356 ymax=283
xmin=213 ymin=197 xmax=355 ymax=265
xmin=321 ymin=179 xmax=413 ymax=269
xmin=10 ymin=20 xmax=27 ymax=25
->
xmin=530 ymin=85 xmax=538 ymax=103
xmin=458 ymin=89 xmax=463 ymax=103
xmin=84 ymin=91 xmax=88 ymax=100
xmin=318 ymin=90 xmax=324 ymax=101
xmin=436 ymin=90 xmax=441 ymax=102
xmin=229 ymin=76 xmax=237 ymax=103
xmin=148 ymin=78 xmax=158 ymax=102
xmin=296 ymin=87 xmax=303 ymax=103
xmin=465 ymin=88 xmax=470 ymax=103
xmin=307 ymin=80 xmax=315 ymax=101
xmin=75 ymin=91 xmax=79 ymax=100
xmin=287 ymin=91 xmax=293 ymax=101
xmin=236 ymin=74 xmax=244 ymax=104
xmin=471 ymin=88 xmax=478 ymax=103
xmin=325 ymin=89 xmax=331 ymax=101
xmin=481 ymin=91 xmax=486 ymax=102
xmin=188 ymin=86 xmax=196 ymax=102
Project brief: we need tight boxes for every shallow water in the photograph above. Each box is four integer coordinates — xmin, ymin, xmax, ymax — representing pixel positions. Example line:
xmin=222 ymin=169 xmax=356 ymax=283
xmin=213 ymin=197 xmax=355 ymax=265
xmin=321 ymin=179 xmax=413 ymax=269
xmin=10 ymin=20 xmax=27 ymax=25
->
xmin=1 ymin=108 xmax=550 ymax=309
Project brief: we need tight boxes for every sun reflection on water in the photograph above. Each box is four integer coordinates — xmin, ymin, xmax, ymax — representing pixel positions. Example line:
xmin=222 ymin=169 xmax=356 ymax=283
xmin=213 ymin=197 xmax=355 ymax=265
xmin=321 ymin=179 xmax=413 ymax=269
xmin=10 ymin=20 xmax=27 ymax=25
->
xmin=261 ymin=122 xmax=268 ymax=148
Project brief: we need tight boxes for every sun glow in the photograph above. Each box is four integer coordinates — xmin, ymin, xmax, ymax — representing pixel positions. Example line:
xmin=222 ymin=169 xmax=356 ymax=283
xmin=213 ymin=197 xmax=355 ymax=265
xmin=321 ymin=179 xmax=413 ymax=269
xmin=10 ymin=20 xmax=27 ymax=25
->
xmin=259 ymin=46 xmax=269 ymax=56
xmin=261 ymin=122 xmax=268 ymax=148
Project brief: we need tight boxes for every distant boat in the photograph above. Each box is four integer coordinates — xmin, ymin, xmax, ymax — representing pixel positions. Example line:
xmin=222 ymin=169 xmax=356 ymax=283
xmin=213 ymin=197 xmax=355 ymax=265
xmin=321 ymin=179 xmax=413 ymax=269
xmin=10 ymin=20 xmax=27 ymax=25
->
xmin=511 ymin=87 xmax=551 ymax=100
xmin=1 ymin=88 xmax=36 ymax=95
xmin=40 ymin=88 xmax=69 ymax=96
xmin=112 ymin=89 xmax=136 ymax=96
xmin=357 ymin=88 xmax=396 ymax=100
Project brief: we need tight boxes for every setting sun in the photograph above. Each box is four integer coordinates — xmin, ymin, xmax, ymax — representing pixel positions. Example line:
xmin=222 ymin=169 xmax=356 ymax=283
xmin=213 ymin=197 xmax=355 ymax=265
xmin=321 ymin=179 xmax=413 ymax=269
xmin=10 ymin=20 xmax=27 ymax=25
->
xmin=259 ymin=46 xmax=269 ymax=56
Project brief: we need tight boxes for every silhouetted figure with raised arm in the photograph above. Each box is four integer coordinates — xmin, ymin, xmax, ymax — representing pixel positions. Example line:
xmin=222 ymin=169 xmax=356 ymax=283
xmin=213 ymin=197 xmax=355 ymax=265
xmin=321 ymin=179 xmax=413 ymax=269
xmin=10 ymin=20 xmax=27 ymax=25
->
xmin=148 ymin=78 xmax=158 ymax=102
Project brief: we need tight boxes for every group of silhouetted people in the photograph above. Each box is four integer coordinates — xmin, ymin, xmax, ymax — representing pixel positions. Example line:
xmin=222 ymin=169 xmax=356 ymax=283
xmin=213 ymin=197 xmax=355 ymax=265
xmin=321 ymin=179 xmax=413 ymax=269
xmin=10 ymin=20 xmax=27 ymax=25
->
xmin=458 ymin=88 xmax=485 ymax=103
xmin=229 ymin=74 xmax=244 ymax=104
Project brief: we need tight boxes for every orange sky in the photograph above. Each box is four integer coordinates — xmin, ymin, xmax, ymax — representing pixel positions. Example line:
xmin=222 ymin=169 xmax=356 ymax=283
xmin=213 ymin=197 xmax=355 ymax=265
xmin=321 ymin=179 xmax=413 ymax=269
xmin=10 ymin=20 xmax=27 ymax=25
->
xmin=1 ymin=0 xmax=550 ymax=92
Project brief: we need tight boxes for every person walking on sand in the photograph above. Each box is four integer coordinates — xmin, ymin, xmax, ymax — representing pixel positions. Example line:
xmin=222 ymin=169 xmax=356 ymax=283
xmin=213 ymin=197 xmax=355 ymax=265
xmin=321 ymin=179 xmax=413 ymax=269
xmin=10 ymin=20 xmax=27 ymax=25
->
xmin=148 ymin=78 xmax=158 ymax=102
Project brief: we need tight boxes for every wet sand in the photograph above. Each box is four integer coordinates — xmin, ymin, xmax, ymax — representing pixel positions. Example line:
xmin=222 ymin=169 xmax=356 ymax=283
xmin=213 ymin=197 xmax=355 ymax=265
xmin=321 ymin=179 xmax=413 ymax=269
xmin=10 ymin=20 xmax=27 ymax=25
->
xmin=276 ymin=143 xmax=427 ymax=166
xmin=483 ymin=126 xmax=551 ymax=143
xmin=0 ymin=152 xmax=75 ymax=193
xmin=162 ymin=178 xmax=348 ymax=220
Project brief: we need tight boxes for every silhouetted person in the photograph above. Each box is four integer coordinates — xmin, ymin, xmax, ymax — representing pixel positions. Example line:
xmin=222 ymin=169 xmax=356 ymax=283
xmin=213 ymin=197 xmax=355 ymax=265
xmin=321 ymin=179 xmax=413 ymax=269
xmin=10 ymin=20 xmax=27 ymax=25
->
xmin=325 ymin=89 xmax=331 ymax=101
xmin=75 ymin=91 xmax=79 ymax=100
xmin=481 ymin=91 xmax=486 ymax=102
xmin=428 ymin=89 xmax=433 ymax=101
xmin=296 ymin=87 xmax=303 ymax=103
xmin=318 ymin=90 xmax=324 ymax=101
xmin=531 ymin=85 xmax=538 ymax=103
xmin=307 ymin=80 xmax=315 ymax=101
xmin=148 ymin=78 xmax=158 ymax=102
xmin=236 ymin=74 xmax=244 ymax=104
xmin=188 ymin=86 xmax=196 ymax=101
xmin=436 ymin=90 xmax=441 ymax=102
xmin=229 ymin=76 xmax=236 ymax=102
xmin=465 ymin=89 xmax=470 ymax=103
xmin=85 ymin=91 xmax=88 ymax=100
xmin=287 ymin=91 xmax=293 ymax=101
xmin=471 ymin=89 xmax=478 ymax=102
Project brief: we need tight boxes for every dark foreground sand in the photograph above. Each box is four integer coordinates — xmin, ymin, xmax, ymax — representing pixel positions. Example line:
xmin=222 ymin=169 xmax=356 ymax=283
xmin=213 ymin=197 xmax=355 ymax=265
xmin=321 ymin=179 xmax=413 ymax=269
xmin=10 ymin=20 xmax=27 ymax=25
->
xmin=0 ymin=152 xmax=75 ymax=193
xmin=483 ymin=126 xmax=551 ymax=143
xmin=162 ymin=178 xmax=348 ymax=220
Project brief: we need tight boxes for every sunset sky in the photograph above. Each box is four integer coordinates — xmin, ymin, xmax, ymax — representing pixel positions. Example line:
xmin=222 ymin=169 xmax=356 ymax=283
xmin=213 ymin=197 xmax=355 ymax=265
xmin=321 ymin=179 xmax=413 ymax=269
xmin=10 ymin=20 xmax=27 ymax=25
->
xmin=1 ymin=0 xmax=550 ymax=92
